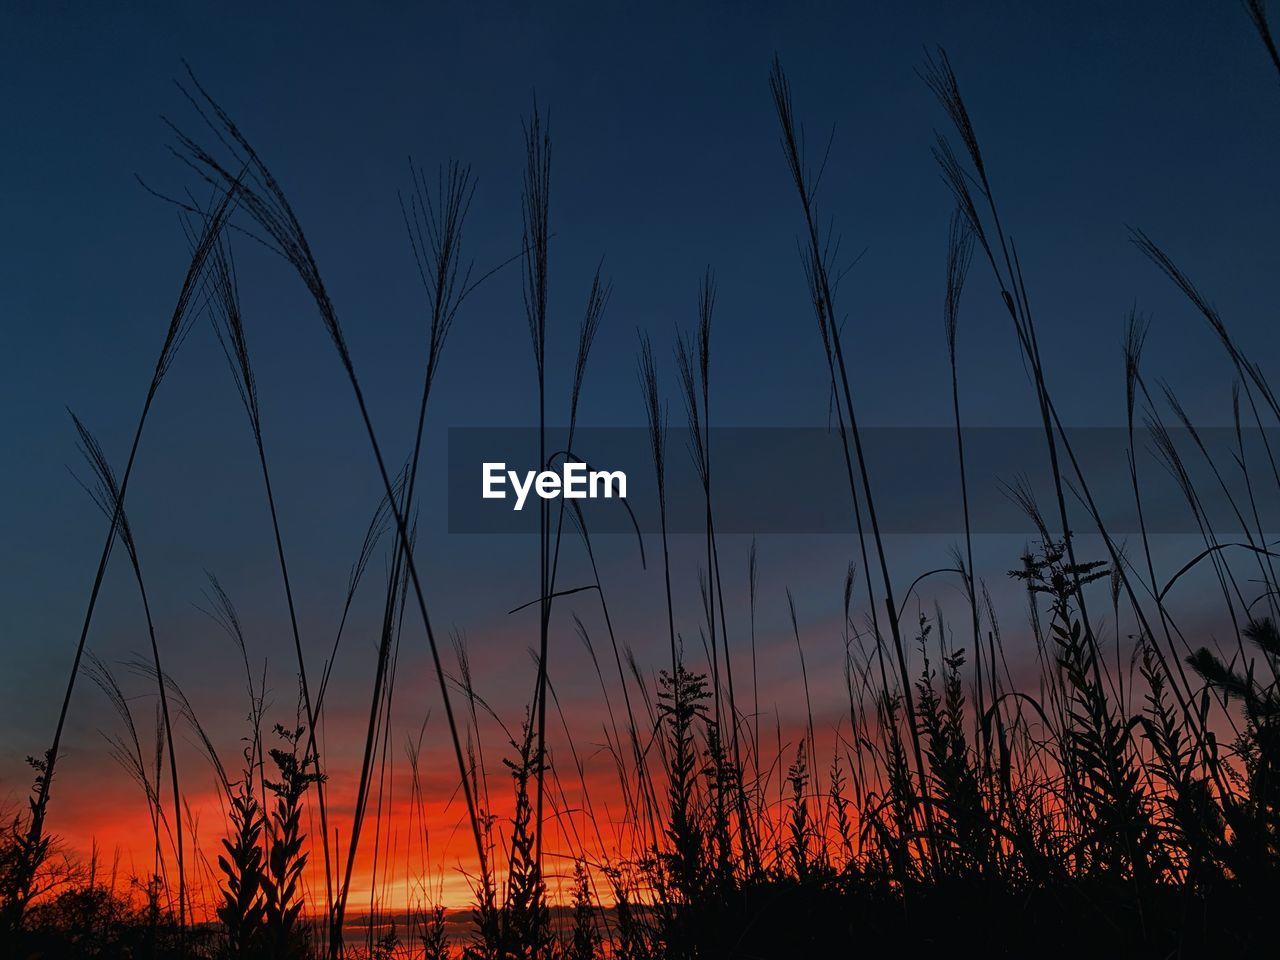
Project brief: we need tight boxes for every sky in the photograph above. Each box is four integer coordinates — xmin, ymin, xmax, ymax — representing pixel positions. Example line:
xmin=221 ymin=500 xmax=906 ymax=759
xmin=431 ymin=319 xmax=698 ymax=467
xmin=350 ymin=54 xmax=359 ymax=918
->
xmin=2 ymin=0 xmax=1279 ymax=911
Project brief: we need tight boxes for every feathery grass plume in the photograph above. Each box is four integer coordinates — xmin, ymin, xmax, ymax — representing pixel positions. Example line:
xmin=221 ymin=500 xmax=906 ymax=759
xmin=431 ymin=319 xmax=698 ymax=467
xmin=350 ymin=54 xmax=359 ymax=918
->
xmin=83 ymin=654 xmax=168 ymax=903
xmin=920 ymin=48 xmax=987 ymax=183
xmin=570 ymin=270 xmax=610 ymax=423
xmin=943 ymin=208 xmax=975 ymax=362
xmin=200 ymin=574 xmax=260 ymax=714
xmin=70 ymin=416 xmax=189 ymax=935
xmin=400 ymin=159 xmax=476 ymax=390
xmin=1129 ymin=229 xmax=1279 ymax=421
xmin=1123 ymin=308 xmax=1149 ymax=429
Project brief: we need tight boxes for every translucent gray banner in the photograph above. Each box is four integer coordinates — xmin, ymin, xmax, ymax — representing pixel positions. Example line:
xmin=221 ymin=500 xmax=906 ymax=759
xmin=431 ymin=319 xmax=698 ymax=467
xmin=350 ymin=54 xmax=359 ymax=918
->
xmin=446 ymin=426 xmax=1280 ymax=535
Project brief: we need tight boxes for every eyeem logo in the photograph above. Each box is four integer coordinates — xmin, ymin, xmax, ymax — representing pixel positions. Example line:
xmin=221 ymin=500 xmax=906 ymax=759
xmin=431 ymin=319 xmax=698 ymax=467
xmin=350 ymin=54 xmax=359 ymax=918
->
xmin=482 ymin=462 xmax=627 ymax=511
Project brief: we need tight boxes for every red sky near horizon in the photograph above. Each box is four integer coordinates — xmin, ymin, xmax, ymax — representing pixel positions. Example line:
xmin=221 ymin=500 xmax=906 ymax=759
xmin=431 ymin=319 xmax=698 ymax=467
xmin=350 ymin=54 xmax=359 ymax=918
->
xmin=17 ymin=569 xmax=1237 ymax=922
xmin=18 ymin=594 xmax=867 ymax=915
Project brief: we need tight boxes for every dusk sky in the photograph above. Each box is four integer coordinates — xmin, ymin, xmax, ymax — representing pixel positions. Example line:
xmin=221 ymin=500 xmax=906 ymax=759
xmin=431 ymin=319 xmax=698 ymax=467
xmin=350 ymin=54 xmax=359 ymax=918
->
xmin=3 ymin=1 xmax=1279 ymax=910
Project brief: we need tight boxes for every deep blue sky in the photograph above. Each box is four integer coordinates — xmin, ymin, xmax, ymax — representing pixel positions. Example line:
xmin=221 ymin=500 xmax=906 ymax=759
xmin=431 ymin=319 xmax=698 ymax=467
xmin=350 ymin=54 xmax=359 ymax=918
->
xmin=2 ymin=1 xmax=1278 ymax=859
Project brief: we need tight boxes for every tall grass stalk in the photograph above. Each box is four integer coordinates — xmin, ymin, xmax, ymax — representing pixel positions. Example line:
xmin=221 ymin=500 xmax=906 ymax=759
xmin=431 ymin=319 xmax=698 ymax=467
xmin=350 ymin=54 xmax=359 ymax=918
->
xmin=2 ymin=188 xmax=233 ymax=937
xmin=771 ymin=58 xmax=937 ymax=866
xmin=71 ymin=417 xmax=187 ymax=935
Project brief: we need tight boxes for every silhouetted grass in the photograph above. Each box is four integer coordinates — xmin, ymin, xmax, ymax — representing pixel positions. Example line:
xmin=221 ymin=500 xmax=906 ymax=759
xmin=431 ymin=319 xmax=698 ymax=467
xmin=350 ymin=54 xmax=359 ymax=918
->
xmin=6 ymin=9 xmax=1280 ymax=959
